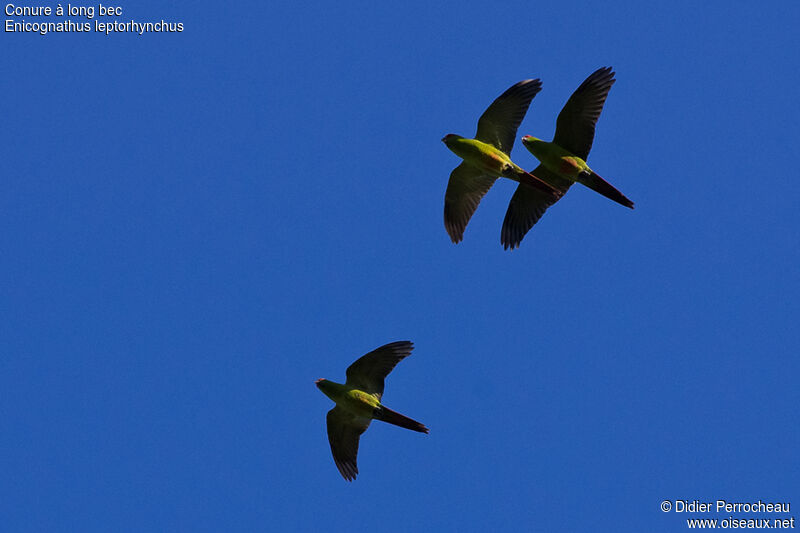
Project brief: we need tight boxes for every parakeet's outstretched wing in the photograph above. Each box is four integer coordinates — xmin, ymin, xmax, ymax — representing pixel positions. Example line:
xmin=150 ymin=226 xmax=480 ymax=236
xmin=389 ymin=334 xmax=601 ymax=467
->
xmin=444 ymin=163 xmax=498 ymax=243
xmin=326 ymin=407 xmax=371 ymax=481
xmin=501 ymin=166 xmax=574 ymax=249
xmin=345 ymin=340 xmax=414 ymax=399
xmin=552 ymin=67 xmax=615 ymax=160
xmin=475 ymin=79 xmax=542 ymax=154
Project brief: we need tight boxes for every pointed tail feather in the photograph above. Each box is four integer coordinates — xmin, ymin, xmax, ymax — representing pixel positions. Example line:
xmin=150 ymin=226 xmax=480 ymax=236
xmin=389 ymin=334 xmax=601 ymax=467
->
xmin=377 ymin=406 xmax=429 ymax=434
xmin=577 ymin=171 xmax=634 ymax=208
xmin=516 ymin=170 xmax=562 ymax=199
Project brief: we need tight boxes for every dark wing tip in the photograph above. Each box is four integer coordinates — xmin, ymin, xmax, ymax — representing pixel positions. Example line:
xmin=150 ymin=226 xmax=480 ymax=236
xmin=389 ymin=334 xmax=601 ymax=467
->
xmin=444 ymin=218 xmax=464 ymax=243
xmin=577 ymin=66 xmax=616 ymax=93
xmin=501 ymin=238 xmax=520 ymax=251
xmin=500 ymin=215 xmax=519 ymax=250
xmin=501 ymin=230 xmax=525 ymax=250
xmin=502 ymin=78 xmax=543 ymax=95
xmin=519 ymin=77 xmax=543 ymax=92
xmin=596 ymin=66 xmax=614 ymax=76
xmin=384 ymin=340 xmax=414 ymax=361
xmin=334 ymin=459 xmax=358 ymax=481
xmin=500 ymin=215 xmax=528 ymax=250
xmin=385 ymin=340 xmax=414 ymax=351
xmin=502 ymin=78 xmax=543 ymax=104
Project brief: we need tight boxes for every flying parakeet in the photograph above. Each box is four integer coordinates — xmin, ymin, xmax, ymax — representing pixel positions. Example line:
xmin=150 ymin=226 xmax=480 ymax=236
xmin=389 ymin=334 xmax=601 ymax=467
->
xmin=316 ymin=340 xmax=428 ymax=481
xmin=501 ymin=67 xmax=634 ymax=250
xmin=442 ymin=79 xmax=562 ymax=243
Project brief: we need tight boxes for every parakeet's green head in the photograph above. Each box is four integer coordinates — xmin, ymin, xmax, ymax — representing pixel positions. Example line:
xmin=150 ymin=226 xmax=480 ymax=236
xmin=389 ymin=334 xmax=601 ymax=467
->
xmin=521 ymin=135 xmax=544 ymax=156
xmin=316 ymin=378 xmax=343 ymax=402
xmin=441 ymin=133 xmax=462 ymax=147
xmin=316 ymin=378 xmax=339 ymax=394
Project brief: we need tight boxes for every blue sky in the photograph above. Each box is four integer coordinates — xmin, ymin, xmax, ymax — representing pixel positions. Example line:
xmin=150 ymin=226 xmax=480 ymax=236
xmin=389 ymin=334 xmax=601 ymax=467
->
xmin=2 ymin=1 xmax=799 ymax=531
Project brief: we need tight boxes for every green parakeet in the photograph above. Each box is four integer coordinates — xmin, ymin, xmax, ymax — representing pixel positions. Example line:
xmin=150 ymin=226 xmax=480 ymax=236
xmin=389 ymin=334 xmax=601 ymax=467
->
xmin=442 ymin=79 xmax=561 ymax=243
xmin=501 ymin=67 xmax=634 ymax=249
xmin=316 ymin=341 xmax=428 ymax=481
